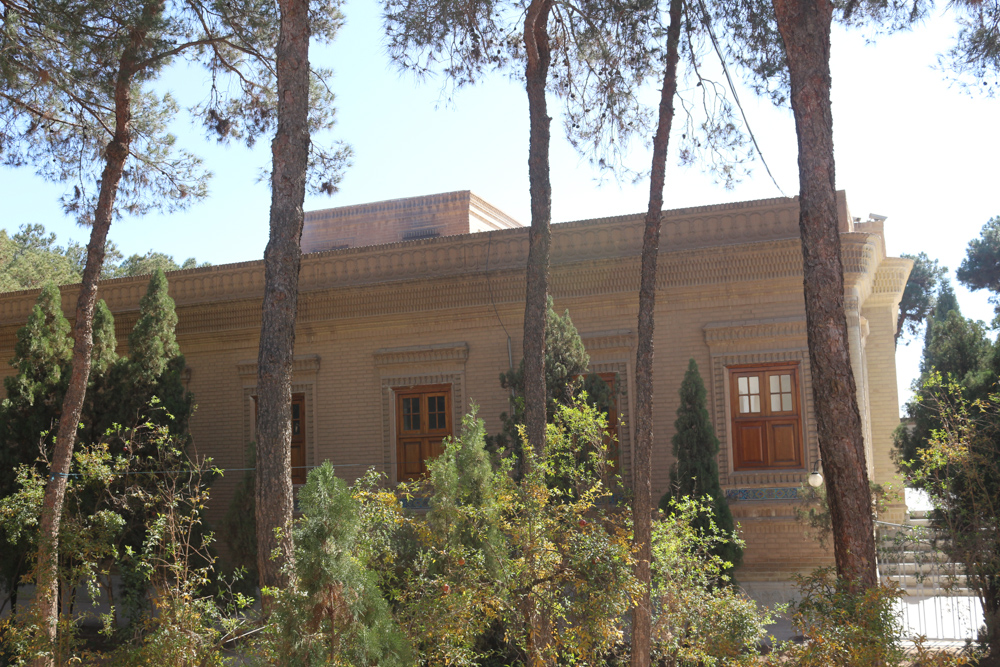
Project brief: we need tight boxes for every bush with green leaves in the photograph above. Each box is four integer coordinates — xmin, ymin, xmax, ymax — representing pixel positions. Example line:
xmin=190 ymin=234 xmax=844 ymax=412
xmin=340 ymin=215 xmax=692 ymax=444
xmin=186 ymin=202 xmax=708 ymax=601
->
xmin=780 ymin=568 xmax=903 ymax=667
xmin=103 ymin=439 xmax=254 ymax=667
xmin=651 ymin=496 xmax=772 ymax=666
xmin=0 ymin=441 xmax=126 ymax=665
xmin=491 ymin=299 xmax=615 ymax=473
xmin=0 ymin=417 xmax=242 ymax=666
xmin=394 ymin=401 xmax=637 ymax=665
xmin=902 ymin=374 xmax=1000 ymax=665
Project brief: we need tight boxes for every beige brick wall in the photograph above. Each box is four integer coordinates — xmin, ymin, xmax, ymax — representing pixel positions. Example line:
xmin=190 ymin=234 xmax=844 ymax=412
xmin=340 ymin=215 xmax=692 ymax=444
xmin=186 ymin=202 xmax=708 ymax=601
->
xmin=0 ymin=193 xmax=911 ymax=579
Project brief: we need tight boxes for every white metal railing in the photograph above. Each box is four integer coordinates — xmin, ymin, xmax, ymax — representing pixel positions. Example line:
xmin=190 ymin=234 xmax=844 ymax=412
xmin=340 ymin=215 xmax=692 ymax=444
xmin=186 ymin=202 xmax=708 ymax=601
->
xmin=876 ymin=520 xmax=984 ymax=643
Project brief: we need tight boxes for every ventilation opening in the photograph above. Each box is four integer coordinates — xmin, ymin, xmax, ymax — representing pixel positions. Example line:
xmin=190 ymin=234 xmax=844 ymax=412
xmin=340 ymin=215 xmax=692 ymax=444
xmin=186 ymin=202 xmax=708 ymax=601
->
xmin=403 ymin=228 xmax=441 ymax=241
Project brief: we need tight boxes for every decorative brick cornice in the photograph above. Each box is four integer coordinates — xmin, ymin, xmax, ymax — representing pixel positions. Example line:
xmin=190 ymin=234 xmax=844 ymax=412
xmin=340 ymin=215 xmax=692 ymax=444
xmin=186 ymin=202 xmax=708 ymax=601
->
xmin=373 ymin=342 xmax=469 ymax=368
xmin=0 ymin=195 xmax=905 ymax=334
xmin=237 ymin=353 xmax=321 ymax=378
xmin=469 ymin=192 xmax=523 ymax=229
xmin=867 ymin=256 xmax=913 ymax=307
xmin=305 ymin=190 xmax=475 ymax=222
xmin=703 ymin=317 xmax=807 ymax=350
xmin=580 ymin=330 xmax=635 ymax=355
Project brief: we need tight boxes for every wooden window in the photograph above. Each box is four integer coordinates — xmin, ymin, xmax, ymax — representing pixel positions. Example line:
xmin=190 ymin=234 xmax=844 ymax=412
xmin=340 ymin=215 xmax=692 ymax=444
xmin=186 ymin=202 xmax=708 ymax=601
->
xmin=729 ymin=364 xmax=803 ymax=470
xmin=254 ymin=392 xmax=307 ymax=485
xmin=290 ymin=393 xmax=306 ymax=485
xmin=395 ymin=384 xmax=452 ymax=482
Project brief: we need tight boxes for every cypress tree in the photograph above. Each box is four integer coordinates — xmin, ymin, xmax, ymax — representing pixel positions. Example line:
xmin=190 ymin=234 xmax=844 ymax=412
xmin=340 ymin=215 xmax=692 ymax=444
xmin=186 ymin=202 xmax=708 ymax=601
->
xmin=78 ymin=300 xmax=118 ymax=445
xmin=0 ymin=283 xmax=72 ymax=611
xmin=661 ymin=358 xmax=742 ymax=570
xmin=0 ymin=283 xmax=72 ymax=473
xmin=90 ymin=299 xmax=118 ymax=376
xmin=93 ymin=269 xmax=192 ymax=436
xmin=129 ymin=268 xmax=180 ymax=383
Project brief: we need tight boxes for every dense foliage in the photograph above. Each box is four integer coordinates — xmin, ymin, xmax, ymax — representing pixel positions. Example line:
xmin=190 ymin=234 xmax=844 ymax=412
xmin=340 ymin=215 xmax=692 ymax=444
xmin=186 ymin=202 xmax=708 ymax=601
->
xmin=895 ymin=270 xmax=1000 ymax=663
xmin=492 ymin=299 xmax=613 ymax=471
xmin=0 ymin=273 xmax=193 ymax=617
xmin=0 ymin=223 xmax=208 ymax=293
xmin=897 ymin=252 xmax=948 ymax=346
xmin=661 ymin=358 xmax=742 ymax=574
xmin=958 ymin=216 xmax=1000 ymax=316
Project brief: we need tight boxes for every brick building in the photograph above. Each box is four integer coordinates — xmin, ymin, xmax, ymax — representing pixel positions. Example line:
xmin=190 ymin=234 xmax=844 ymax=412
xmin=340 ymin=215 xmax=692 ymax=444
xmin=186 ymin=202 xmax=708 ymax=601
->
xmin=0 ymin=190 xmax=912 ymax=582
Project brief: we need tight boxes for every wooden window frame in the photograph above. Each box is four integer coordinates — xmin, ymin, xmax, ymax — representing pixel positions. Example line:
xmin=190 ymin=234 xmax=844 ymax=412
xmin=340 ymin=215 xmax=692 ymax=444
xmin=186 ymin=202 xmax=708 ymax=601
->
xmin=394 ymin=383 xmax=453 ymax=482
xmin=728 ymin=363 xmax=804 ymax=471
xmin=253 ymin=392 xmax=308 ymax=485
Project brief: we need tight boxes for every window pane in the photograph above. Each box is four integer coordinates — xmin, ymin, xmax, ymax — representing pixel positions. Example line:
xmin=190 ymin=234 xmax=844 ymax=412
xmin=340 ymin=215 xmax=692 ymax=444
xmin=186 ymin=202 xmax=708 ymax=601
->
xmin=771 ymin=394 xmax=781 ymax=413
xmin=292 ymin=404 xmax=300 ymax=419
xmin=427 ymin=395 xmax=446 ymax=430
xmin=750 ymin=395 xmax=760 ymax=413
xmin=782 ymin=394 xmax=792 ymax=411
xmin=740 ymin=396 xmax=749 ymax=413
xmin=770 ymin=375 xmax=780 ymax=393
xmin=748 ymin=376 xmax=759 ymax=394
xmin=403 ymin=397 xmax=419 ymax=431
xmin=781 ymin=374 xmax=791 ymax=392
xmin=738 ymin=377 xmax=748 ymax=394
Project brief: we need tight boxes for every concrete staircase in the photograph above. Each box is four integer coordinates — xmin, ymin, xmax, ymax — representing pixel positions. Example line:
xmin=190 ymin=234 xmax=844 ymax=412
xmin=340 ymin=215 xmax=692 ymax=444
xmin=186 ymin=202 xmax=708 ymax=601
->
xmin=877 ymin=511 xmax=973 ymax=597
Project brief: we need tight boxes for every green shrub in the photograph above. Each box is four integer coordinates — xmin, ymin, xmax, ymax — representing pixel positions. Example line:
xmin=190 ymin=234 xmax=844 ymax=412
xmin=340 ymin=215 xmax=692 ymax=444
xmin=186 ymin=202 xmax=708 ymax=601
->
xmin=250 ymin=463 xmax=413 ymax=667
xmin=782 ymin=568 xmax=902 ymax=667
xmin=651 ymin=497 xmax=774 ymax=666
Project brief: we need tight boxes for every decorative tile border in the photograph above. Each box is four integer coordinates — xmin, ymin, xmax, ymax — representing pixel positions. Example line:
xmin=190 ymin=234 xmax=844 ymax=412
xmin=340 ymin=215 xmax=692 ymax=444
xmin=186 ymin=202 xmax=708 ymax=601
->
xmin=725 ymin=486 xmax=800 ymax=502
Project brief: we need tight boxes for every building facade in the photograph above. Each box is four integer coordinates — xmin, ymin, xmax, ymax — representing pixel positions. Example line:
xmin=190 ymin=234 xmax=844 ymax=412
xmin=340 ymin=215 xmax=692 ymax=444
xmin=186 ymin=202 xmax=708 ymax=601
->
xmin=0 ymin=190 xmax=912 ymax=581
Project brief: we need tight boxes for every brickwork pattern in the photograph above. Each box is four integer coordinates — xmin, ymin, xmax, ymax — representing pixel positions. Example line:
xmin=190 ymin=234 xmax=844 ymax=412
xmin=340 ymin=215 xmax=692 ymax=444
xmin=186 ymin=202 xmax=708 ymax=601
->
xmin=0 ymin=192 xmax=910 ymax=580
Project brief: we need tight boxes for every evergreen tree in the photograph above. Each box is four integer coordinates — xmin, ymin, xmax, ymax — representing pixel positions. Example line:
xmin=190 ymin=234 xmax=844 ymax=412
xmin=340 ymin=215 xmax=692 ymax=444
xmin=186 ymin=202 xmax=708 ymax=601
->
xmin=90 ymin=300 xmax=118 ymax=376
xmin=88 ymin=269 xmax=193 ymax=440
xmin=0 ymin=283 xmax=72 ymax=611
xmin=660 ymin=359 xmax=742 ymax=572
xmin=897 ymin=280 xmax=992 ymax=463
xmin=129 ymin=269 xmax=180 ymax=383
xmin=493 ymin=298 xmax=612 ymax=467
xmin=896 ymin=253 xmax=947 ymax=346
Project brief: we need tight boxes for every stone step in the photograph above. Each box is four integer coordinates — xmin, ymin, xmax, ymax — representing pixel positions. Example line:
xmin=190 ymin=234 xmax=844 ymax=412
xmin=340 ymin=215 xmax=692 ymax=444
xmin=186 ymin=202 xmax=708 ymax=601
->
xmin=879 ymin=560 xmax=962 ymax=576
xmin=881 ymin=572 xmax=970 ymax=588
xmin=878 ymin=547 xmax=952 ymax=562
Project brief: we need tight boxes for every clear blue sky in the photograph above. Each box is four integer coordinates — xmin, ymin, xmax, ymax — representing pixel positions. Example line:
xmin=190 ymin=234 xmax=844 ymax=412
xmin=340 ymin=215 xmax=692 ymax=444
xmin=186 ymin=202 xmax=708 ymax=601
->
xmin=1 ymin=1 xmax=998 ymax=412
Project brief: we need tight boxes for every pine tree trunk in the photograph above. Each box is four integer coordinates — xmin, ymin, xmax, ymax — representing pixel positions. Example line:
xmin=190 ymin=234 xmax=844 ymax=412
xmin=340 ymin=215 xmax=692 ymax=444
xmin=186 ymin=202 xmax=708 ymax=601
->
xmin=521 ymin=0 xmax=554 ymax=461
xmin=255 ymin=0 xmax=310 ymax=593
xmin=521 ymin=2 xmax=554 ymax=663
xmin=29 ymin=18 xmax=148 ymax=662
xmin=771 ymin=0 xmax=877 ymax=589
xmin=631 ymin=3 xmax=682 ymax=664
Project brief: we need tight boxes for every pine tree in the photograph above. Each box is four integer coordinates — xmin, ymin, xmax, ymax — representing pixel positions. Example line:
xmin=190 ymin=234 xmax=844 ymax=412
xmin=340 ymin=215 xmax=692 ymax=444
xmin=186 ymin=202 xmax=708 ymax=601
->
xmin=661 ymin=359 xmax=742 ymax=572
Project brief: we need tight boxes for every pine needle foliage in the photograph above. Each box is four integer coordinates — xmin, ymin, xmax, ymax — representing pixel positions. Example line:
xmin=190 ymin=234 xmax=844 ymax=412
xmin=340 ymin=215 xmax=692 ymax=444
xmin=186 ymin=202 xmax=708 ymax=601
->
xmin=662 ymin=358 xmax=742 ymax=572
xmin=256 ymin=463 xmax=413 ymax=667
